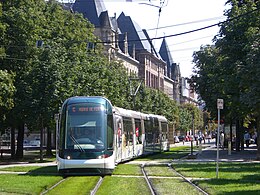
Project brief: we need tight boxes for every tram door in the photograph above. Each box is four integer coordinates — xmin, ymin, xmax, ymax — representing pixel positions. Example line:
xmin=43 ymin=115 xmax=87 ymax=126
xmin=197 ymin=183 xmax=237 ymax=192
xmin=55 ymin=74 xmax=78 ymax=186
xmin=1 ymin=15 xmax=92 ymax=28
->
xmin=115 ymin=116 xmax=123 ymax=164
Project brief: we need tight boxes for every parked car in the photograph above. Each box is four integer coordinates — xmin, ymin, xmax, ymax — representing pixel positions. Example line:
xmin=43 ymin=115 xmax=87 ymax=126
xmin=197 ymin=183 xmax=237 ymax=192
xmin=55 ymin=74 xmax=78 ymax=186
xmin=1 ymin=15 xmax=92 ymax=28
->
xmin=174 ymin=136 xmax=179 ymax=143
xmin=23 ymin=139 xmax=41 ymax=150
xmin=23 ymin=140 xmax=30 ymax=146
xmin=29 ymin=140 xmax=40 ymax=147
xmin=178 ymin=135 xmax=185 ymax=142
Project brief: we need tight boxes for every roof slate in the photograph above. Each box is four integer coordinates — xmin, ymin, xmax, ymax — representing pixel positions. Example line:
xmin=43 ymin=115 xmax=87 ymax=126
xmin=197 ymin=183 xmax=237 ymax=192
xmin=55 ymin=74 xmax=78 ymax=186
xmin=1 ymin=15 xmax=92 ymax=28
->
xmin=117 ymin=12 xmax=152 ymax=53
xmin=72 ymin=0 xmax=106 ymax=27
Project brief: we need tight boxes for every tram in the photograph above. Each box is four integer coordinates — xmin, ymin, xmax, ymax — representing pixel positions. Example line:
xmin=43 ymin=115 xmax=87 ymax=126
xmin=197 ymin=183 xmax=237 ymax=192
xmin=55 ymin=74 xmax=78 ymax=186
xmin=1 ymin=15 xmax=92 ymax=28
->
xmin=56 ymin=96 xmax=169 ymax=175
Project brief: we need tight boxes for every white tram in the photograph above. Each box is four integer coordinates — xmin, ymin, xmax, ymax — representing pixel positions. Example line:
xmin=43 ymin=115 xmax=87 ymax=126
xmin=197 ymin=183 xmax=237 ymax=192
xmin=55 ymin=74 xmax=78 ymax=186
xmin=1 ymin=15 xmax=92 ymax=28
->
xmin=56 ymin=96 xmax=169 ymax=175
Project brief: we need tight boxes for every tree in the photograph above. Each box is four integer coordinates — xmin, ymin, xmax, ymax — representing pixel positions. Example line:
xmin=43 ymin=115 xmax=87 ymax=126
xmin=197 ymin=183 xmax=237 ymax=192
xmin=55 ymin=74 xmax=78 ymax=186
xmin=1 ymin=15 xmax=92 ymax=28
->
xmin=0 ymin=2 xmax=15 ymax=121
xmin=1 ymin=0 xmax=132 ymax=159
xmin=191 ymin=0 xmax=260 ymax=153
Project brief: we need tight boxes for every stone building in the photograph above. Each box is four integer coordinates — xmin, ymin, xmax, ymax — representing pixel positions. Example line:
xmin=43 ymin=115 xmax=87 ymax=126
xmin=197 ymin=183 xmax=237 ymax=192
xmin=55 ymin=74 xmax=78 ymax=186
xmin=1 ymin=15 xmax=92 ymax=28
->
xmin=65 ymin=0 xmax=191 ymax=103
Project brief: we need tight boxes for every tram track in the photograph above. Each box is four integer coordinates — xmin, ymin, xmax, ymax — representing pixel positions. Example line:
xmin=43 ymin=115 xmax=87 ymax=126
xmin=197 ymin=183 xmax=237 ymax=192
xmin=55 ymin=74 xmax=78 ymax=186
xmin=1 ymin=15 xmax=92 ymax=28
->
xmin=139 ymin=162 xmax=209 ymax=195
xmin=40 ymin=177 xmax=67 ymax=195
xmin=141 ymin=164 xmax=157 ymax=195
xmin=168 ymin=163 xmax=209 ymax=195
xmin=90 ymin=176 xmax=104 ymax=195
xmin=42 ymin=161 xmax=208 ymax=195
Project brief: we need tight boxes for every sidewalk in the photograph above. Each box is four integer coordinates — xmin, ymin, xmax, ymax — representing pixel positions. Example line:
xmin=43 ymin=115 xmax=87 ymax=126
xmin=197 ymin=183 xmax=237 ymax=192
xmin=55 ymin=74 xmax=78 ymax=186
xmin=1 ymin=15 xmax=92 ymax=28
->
xmin=176 ymin=140 xmax=260 ymax=162
xmin=195 ymin=144 xmax=259 ymax=162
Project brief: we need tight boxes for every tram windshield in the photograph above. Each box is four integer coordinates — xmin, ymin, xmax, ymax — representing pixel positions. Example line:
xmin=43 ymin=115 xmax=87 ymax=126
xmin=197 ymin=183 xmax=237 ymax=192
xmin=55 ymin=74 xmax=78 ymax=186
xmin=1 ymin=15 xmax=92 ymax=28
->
xmin=65 ymin=103 xmax=107 ymax=150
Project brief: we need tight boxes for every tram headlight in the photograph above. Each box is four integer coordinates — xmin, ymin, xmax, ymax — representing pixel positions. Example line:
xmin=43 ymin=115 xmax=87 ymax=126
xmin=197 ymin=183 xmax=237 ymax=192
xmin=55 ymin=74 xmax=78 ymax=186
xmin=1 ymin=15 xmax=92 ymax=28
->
xmin=66 ymin=155 xmax=71 ymax=160
xmin=96 ymin=154 xmax=109 ymax=159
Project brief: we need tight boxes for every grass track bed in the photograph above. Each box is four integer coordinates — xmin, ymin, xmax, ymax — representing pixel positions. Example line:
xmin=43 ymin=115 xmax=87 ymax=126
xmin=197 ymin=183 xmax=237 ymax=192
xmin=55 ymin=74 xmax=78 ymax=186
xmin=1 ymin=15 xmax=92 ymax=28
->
xmin=97 ymin=176 xmax=150 ymax=195
xmin=113 ymin=164 xmax=142 ymax=175
xmin=46 ymin=176 xmax=100 ymax=195
xmin=145 ymin=165 xmax=179 ymax=177
xmin=151 ymin=178 xmax=203 ymax=195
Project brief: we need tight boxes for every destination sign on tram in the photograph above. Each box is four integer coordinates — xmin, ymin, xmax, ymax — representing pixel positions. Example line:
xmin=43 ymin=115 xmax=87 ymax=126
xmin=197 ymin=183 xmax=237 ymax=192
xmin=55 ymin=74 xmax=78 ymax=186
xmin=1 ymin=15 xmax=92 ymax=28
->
xmin=69 ymin=105 xmax=104 ymax=114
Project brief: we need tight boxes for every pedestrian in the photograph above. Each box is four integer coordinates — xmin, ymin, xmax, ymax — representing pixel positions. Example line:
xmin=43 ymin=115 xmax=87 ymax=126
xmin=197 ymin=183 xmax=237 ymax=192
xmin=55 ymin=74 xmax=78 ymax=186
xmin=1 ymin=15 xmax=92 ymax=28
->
xmin=252 ymin=132 xmax=257 ymax=146
xmin=220 ymin=131 xmax=224 ymax=149
xmin=244 ymin=131 xmax=250 ymax=147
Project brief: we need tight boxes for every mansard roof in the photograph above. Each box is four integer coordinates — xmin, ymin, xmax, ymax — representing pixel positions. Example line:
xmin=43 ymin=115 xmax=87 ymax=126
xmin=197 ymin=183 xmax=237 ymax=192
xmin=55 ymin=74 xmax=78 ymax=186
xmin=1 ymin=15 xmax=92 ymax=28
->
xmin=110 ymin=14 xmax=120 ymax=33
xmin=117 ymin=12 xmax=151 ymax=52
xmin=72 ymin=0 xmax=106 ymax=27
xmin=159 ymin=38 xmax=181 ymax=80
xmin=159 ymin=38 xmax=174 ymax=66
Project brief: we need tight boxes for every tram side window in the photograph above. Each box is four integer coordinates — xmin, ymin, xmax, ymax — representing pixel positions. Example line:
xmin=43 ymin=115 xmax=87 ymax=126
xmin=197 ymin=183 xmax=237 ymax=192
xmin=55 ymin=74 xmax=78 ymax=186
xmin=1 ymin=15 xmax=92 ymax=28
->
xmin=107 ymin=114 xmax=114 ymax=149
xmin=135 ymin=119 xmax=142 ymax=144
xmin=123 ymin=117 xmax=133 ymax=146
xmin=59 ymin=107 xmax=67 ymax=149
xmin=153 ymin=118 xmax=160 ymax=143
xmin=161 ymin=122 xmax=168 ymax=141
xmin=144 ymin=119 xmax=153 ymax=144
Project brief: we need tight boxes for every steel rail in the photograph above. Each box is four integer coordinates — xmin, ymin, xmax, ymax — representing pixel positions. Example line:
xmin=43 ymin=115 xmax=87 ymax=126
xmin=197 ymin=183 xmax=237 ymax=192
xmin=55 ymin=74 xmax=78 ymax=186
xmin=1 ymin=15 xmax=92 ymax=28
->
xmin=168 ymin=163 xmax=209 ymax=195
xmin=40 ymin=177 xmax=67 ymax=195
xmin=90 ymin=176 xmax=104 ymax=195
xmin=141 ymin=164 xmax=157 ymax=195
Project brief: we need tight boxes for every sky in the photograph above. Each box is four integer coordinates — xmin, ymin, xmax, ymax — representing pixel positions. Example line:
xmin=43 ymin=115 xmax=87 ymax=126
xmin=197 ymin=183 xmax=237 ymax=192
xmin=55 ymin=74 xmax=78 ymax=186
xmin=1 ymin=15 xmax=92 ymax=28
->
xmin=60 ymin=0 xmax=230 ymax=78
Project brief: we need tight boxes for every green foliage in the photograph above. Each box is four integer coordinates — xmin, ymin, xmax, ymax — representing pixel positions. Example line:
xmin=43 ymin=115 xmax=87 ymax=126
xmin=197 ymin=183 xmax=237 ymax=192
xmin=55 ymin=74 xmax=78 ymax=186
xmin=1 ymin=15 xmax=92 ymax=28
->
xmin=177 ymin=103 xmax=203 ymax=132
xmin=0 ymin=70 xmax=15 ymax=111
xmin=135 ymin=87 xmax=179 ymax=124
xmin=0 ymin=0 xmax=201 ymax=157
xmin=178 ymin=106 xmax=192 ymax=132
xmin=191 ymin=0 xmax=260 ymax=122
xmin=0 ymin=2 xmax=15 ymax=119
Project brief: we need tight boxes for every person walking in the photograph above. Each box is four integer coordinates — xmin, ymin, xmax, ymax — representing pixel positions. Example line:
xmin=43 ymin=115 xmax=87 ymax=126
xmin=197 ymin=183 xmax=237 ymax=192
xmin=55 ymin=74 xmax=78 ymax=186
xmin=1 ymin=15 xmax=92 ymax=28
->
xmin=220 ymin=131 xmax=225 ymax=149
xmin=244 ymin=131 xmax=250 ymax=147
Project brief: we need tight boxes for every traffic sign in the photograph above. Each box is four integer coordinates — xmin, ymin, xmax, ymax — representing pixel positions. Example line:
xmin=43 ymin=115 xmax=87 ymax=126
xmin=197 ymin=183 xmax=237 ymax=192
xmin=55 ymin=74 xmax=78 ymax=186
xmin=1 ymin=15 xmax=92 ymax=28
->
xmin=217 ymin=99 xmax=224 ymax=109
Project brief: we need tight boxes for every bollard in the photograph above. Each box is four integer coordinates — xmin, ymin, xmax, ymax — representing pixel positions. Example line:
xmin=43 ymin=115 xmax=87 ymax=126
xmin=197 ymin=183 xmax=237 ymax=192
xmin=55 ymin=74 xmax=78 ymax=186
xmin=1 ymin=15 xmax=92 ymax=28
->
xmin=199 ymin=142 xmax=202 ymax=154
xmin=228 ymin=141 xmax=231 ymax=155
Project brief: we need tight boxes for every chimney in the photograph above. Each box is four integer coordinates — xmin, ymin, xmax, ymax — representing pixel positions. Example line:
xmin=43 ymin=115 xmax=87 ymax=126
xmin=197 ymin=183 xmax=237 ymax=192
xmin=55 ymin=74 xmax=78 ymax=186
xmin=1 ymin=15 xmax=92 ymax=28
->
xmin=132 ymin=44 xmax=136 ymax=59
xmin=124 ymin=32 xmax=128 ymax=55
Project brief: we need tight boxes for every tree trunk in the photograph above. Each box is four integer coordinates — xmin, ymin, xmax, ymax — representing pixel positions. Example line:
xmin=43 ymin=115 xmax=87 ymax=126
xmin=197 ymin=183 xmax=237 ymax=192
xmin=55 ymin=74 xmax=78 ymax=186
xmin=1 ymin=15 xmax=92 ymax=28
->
xmin=45 ymin=127 xmax=53 ymax=157
xmin=230 ymin=119 xmax=233 ymax=150
xmin=235 ymin=119 xmax=241 ymax=151
xmin=256 ymin=116 xmax=260 ymax=160
xmin=240 ymin=119 xmax=244 ymax=151
xmin=40 ymin=127 xmax=43 ymax=162
xmin=10 ymin=127 xmax=15 ymax=158
xmin=15 ymin=123 xmax=24 ymax=159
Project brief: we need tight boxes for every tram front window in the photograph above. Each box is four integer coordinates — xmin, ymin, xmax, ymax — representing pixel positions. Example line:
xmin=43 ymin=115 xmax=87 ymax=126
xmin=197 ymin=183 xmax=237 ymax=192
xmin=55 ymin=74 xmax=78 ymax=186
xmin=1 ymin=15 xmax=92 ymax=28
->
xmin=66 ymin=103 xmax=106 ymax=151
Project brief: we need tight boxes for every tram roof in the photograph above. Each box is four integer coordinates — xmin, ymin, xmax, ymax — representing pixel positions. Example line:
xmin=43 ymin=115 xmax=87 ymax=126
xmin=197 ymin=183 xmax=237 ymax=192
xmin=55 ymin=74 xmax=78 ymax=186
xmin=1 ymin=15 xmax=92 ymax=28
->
xmin=113 ymin=107 xmax=167 ymax=122
xmin=113 ymin=107 xmax=147 ymax=119
xmin=148 ymin=114 xmax=167 ymax=122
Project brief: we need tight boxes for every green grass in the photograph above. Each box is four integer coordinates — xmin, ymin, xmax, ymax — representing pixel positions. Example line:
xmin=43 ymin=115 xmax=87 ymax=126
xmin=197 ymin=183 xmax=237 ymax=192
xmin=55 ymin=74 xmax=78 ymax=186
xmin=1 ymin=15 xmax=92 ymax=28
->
xmin=97 ymin=176 xmax=151 ymax=195
xmin=0 ymin=174 xmax=62 ymax=194
xmin=151 ymin=178 xmax=203 ymax=195
xmin=47 ymin=176 xmax=100 ymax=195
xmin=145 ymin=165 xmax=179 ymax=177
xmin=135 ymin=146 xmax=191 ymax=161
xmin=1 ymin=147 xmax=260 ymax=194
xmin=0 ymin=150 xmax=56 ymax=164
xmin=172 ymin=162 xmax=260 ymax=194
xmin=113 ymin=164 xmax=142 ymax=175
xmin=0 ymin=165 xmax=58 ymax=174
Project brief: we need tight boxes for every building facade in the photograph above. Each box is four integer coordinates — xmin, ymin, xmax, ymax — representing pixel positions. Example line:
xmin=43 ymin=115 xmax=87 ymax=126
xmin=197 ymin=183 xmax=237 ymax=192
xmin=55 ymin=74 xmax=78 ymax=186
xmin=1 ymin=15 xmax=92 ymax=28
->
xmin=67 ymin=0 xmax=197 ymax=104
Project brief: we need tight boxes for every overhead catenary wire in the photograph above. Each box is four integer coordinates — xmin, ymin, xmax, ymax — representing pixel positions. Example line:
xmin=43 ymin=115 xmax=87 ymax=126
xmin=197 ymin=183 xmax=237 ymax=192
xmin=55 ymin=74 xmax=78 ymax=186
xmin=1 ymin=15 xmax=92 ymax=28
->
xmin=96 ymin=7 xmax=260 ymax=44
xmin=1 ymin=7 xmax=259 ymax=61
xmin=0 ymin=17 xmax=223 ymax=51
